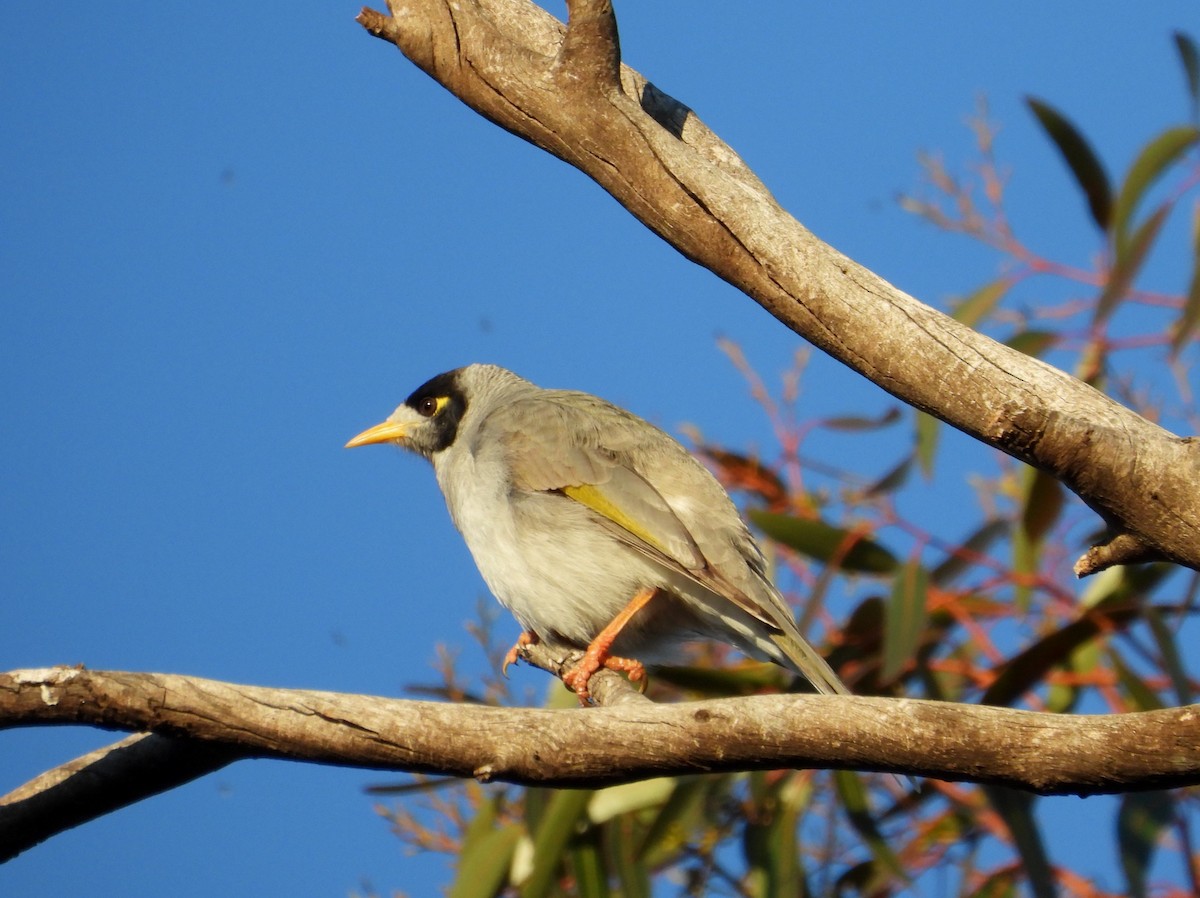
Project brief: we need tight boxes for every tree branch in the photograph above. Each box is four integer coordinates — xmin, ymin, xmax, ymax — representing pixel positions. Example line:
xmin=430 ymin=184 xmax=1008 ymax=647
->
xmin=0 ymin=644 xmax=647 ymax=863
xmin=356 ymin=0 xmax=1200 ymax=575
xmin=7 ymin=662 xmax=1197 ymax=856
xmin=4 ymin=667 xmax=1198 ymax=796
xmin=0 ymin=645 xmax=643 ymax=861
xmin=0 ymin=732 xmax=242 ymax=862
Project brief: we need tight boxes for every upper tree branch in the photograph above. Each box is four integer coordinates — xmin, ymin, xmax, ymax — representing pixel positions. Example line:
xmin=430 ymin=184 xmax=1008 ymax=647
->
xmin=357 ymin=0 xmax=1200 ymax=575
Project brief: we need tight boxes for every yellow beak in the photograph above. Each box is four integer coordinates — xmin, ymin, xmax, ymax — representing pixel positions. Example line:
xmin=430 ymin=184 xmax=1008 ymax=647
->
xmin=344 ymin=420 xmax=412 ymax=448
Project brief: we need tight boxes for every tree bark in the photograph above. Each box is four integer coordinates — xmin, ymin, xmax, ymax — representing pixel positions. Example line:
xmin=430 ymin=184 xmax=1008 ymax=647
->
xmin=4 ymin=665 xmax=1200 ymax=860
xmin=354 ymin=0 xmax=1200 ymax=575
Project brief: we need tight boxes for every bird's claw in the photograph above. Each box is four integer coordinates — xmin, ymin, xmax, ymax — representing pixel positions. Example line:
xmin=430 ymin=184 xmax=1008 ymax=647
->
xmin=501 ymin=630 xmax=539 ymax=678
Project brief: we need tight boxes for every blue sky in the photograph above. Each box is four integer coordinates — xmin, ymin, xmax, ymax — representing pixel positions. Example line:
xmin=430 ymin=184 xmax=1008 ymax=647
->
xmin=4 ymin=2 xmax=1198 ymax=895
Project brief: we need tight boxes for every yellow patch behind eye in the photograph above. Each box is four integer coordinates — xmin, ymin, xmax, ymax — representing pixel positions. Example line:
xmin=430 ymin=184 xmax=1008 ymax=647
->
xmin=434 ymin=396 xmax=450 ymax=414
xmin=562 ymin=483 xmax=670 ymax=555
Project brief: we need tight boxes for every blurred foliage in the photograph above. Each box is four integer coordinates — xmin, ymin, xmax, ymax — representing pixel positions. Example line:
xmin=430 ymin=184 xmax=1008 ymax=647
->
xmin=369 ymin=32 xmax=1200 ymax=898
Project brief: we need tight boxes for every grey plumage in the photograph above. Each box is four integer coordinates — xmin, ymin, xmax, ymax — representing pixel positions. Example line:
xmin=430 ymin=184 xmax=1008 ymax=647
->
xmin=347 ymin=363 xmax=848 ymax=698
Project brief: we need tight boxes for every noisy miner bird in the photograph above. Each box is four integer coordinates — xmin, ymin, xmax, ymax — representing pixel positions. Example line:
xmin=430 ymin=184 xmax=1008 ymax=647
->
xmin=346 ymin=364 xmax=849 ymax=702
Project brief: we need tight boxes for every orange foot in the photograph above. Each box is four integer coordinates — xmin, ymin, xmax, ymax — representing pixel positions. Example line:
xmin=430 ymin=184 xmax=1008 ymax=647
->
xmin=502 ymin=630 xmax=539 ymax=678
xmin=561 ymin=586 xmax=658 ymax=704
xmin=563 ymin=651 xmax=646 ymax=704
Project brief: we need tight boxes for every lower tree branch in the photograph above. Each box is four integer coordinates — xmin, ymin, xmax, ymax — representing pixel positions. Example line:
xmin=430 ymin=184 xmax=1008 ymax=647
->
xmin=4 ymin=667 xmax=1198 ymax=799
xmin=0 ymin=732 xmax=242 ymax=862
xmin=0 ymin=646 xmax=641 ymax=864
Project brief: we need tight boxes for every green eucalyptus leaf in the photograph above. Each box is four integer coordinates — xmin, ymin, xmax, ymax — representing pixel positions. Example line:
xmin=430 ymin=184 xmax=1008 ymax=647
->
xmin=364 ymin=775 xmax=458 ymax=796
xmin=1110 ymin=649 xmax=1166 ymax=711
xmin=982 ymin=602 xmax=1141 ymax=707
xmin=1174 ymin=31 xmax=1200 ymax=118
xmin=931 ymin=519 xmax=1010 ymax=585
xmin=588 ymin=778 xmax=674 ymax=825
xmin=915 ymin=410 xmax=941 ymax=479
xmin=1021 ymin=467 xmax=1065 ymax=545
xmin=1111 ymin=125 xmax=1199 ymax=253
xmin=1144 ymin=605 xmax=1194 ymax=705
xmin=1171 ymin=266 xmax=1200 ymax=355
xmin=450 ymin=823 xmax=524 ymax=898
xmin=1011 ymin=494 xmax=1037 ymax=615
xmin=823 ymin=406 xmax=902 ymax=431
xmin=569 ymin=829 xmax=609 ymax=898
xmin=983 ymin=786 xmax=1055 ymax=898
xmin=861 ymin=454 xmax=913 ymax=498
xmin=652 ymin=662 xmax=792 ymax=696
xmin=639 ymin=777 xmax=720 ymax=867
xmin=459 ymin=789 xmax=502 ymax=851
xmin=952 ymin=277 xmax=1014 ymax=327
xmin=651 ymin=662 xmax=789 ymax=695
xmin=1005 ymin=329 xmax=1057 ymax=358
xmin=519 ymin=789 xmax=593 ymax=898
xmin=1096 ymin=203 xmax=1171 ymax=324
xmin=609 ymin=814 xmax=651 ymax=898
xmin=833 ymin=770 xmax=907 ymax=886
xmin=750 ymin=510 xmax=898 ymax=574
xmin=1118 ymin=791 xmax=1175 ymax=898
xmin=882 ymin=560 xmax=928 ymax=682
xmin=1026 ymin=96 xmax=1112 ymax=230
xmin=1170 ymin=204 xmax=1200 ymax=356
xmin=743 ymin=774 xmax=807 ymax=898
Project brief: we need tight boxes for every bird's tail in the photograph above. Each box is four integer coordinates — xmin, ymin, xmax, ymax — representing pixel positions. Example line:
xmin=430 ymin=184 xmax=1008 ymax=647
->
xmin=769 ymin=630 xmax=851 ymax=696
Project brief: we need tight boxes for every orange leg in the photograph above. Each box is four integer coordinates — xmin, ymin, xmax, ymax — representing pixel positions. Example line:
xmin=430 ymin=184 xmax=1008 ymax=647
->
xmin=562 ymin=587 xmax=658 ymax=703
xmin=502 ymin=630 xmax=539 ymax=678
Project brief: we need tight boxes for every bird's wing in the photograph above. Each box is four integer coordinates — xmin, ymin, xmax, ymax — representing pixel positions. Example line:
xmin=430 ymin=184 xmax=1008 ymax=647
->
xmin=490 ymin=393 xmax=779 ymax=629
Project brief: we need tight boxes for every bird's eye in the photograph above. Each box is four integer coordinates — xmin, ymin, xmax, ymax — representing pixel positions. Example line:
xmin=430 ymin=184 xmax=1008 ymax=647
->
xmin=417 ymin=396 xmax=440 ymax=418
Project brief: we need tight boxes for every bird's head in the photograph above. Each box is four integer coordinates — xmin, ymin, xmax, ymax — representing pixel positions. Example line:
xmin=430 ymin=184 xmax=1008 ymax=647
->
xmin=345 ymin=368 xmax=469 ymax=459
xmin=345 ymin=364 xmax=530 ymax=459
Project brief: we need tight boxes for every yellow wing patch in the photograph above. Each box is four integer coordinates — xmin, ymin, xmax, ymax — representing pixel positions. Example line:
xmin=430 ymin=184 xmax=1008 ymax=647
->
xmin=561 ymin=483 xmax=673 ymax=557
